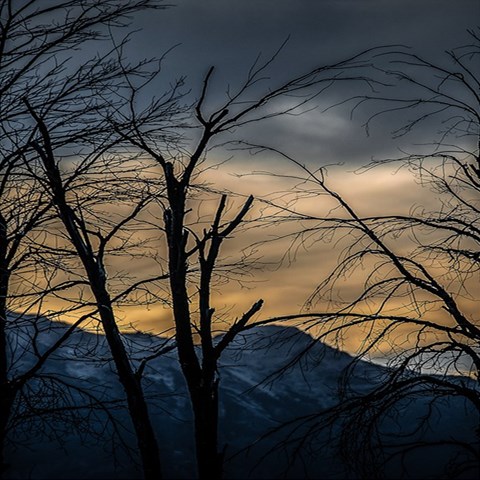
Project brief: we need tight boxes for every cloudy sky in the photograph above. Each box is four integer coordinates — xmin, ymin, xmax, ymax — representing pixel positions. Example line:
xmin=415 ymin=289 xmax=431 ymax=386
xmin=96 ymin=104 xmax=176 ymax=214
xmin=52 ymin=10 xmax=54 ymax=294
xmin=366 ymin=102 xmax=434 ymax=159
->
xmin=104 ymin=0 xmax=478 ymax=335
xmin=113 ymin=0 xmax=477 ymax=173
xmin=52 ymin=1 xmax=480 ymax=350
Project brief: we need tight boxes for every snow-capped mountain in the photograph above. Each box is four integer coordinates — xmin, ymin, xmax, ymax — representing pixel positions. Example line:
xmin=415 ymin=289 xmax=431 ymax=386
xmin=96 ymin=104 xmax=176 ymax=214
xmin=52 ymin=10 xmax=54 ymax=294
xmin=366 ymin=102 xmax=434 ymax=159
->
xmin=4 ymin=317 xmax=479 ymax=479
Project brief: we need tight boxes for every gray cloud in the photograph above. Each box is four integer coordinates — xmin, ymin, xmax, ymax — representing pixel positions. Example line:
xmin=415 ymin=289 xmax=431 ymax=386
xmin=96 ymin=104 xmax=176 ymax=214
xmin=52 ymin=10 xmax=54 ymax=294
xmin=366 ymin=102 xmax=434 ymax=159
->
xmin=122 ymin=1 xmax=478 ymax=165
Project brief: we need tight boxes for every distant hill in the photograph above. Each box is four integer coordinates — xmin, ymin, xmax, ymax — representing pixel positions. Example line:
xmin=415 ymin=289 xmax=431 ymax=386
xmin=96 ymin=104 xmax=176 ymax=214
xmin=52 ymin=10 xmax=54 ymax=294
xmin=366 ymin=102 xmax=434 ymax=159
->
xmin=4 ymin=316 xmax=479 ymax=479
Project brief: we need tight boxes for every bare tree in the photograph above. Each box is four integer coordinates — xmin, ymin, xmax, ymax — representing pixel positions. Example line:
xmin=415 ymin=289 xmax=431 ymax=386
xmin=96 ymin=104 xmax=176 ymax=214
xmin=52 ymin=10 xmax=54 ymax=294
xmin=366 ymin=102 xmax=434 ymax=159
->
xmin=0 ymin=1 xmax=169 ymax=477
xmin=113 ymin=46 xmax=384 ymax=479
xmin=27 ymin=110 xmax=165 ymax=479
xmin=251 ymin=29 xmax=480 ymax=478
xmin=0 ymin=106 xmax=135 ymax=477
xmin=0 ymin=152 xmax=53 ymax=473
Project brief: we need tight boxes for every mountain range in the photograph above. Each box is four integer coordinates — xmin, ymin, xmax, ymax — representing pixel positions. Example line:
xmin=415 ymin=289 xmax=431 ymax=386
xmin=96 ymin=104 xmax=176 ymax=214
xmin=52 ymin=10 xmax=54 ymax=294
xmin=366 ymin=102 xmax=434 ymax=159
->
xmin=4 ymin=316 xmax=479 ymax=479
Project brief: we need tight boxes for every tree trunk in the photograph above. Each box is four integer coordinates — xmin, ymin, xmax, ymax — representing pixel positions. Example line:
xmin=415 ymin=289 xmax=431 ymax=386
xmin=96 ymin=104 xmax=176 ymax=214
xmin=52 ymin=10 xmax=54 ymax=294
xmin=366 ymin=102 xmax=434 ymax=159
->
xmin=164 ymin=176 xmax=224 ymax=479
xmin=191 ymin=380 xmax=222 ymax=480
xmin=84 ymin=278 xmax=162 ymax=480
xmin=0 ymin=379 xmax=13 ymax=477
xmin=0 ymin=309 xmax=11 ymax=477
xmin=0 ymin=285 xmax=16 ymax=478
xmin=0 ymin=214 xmax=11 ymax=475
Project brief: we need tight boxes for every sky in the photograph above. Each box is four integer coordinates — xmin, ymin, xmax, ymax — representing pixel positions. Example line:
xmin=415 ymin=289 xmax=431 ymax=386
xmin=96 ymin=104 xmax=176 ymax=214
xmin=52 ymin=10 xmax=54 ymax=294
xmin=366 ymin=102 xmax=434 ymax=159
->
xmin=38 ymin=1 xmax=480 ymax=352
xmin=126 ymin=0 xmax=478 ymax=164
xmin=137 ymin=0 xmax=476 ymax=76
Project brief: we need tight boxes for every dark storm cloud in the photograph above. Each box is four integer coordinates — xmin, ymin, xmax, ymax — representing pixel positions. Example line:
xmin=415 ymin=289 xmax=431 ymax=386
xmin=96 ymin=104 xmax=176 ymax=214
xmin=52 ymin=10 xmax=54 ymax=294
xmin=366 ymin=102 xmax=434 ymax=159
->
xmin=126 ymin=0 xmax=478 ymax=166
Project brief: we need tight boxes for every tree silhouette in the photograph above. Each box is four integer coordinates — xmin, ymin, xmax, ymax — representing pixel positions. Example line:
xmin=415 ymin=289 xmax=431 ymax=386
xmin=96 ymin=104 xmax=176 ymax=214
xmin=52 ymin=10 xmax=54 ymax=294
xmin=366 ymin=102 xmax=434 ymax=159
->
xmin=0 ymin=1 xmax=168 ymax=478
xmin=113 ymin=47 xmax=380 ymax=479
xmin=255 ymin=29 xmax=480 ymax=478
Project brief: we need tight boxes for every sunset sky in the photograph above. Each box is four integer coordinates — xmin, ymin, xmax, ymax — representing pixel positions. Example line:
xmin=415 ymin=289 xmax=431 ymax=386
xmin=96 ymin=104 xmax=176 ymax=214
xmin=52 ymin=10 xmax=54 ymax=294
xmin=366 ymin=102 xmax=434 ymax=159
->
xmin=46 ymin=0 xmax=478 ymax=351
xmin=3 ymin=4 xmax=478 ymax=479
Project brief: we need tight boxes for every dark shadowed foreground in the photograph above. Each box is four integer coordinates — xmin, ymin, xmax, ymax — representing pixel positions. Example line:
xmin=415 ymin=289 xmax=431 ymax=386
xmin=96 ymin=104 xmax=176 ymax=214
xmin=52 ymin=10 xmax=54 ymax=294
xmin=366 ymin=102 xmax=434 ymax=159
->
xmin=4 ymin=315 xmax=478 ymax=479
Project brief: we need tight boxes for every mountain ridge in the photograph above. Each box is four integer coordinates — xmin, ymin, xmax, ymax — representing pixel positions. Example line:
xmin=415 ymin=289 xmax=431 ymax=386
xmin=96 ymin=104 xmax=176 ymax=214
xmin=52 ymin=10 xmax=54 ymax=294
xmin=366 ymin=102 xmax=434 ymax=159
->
xmin=4 ymin=314 xmax=478 ymax=479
